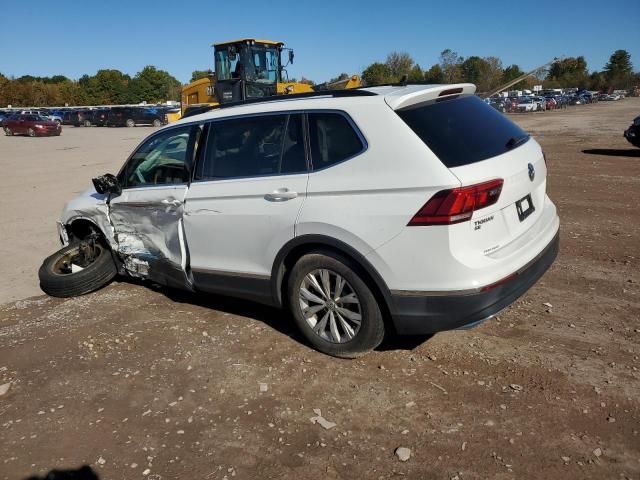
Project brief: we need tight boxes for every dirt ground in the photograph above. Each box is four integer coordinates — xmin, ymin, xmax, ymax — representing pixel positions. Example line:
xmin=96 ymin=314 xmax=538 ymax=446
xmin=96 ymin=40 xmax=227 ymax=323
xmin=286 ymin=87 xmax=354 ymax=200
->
xmin=0 ymin=100 xmax=639 ymax=480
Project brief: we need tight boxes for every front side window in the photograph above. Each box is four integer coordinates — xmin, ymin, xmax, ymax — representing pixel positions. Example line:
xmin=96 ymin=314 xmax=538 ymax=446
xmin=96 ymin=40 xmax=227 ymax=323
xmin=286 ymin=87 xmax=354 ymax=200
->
xmin=308 ymin=113 xmax=364 ymax=170
xmin=121 ymin=126 xmax=194 ymax=188
xmin=196 ymin=114 xmax=306 ymax=180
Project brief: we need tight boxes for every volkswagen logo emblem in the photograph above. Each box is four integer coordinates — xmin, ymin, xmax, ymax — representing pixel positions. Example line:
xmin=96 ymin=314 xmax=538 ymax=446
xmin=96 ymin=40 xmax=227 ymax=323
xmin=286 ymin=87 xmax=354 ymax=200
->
xmin=528 ymin=163 xmax=535 ymax=182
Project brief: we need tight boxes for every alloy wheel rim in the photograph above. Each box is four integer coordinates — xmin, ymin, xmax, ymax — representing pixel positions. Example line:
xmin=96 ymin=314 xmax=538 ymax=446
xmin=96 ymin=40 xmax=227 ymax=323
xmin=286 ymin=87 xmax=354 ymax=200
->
xmin=299 ymin=269 xmax=362 ymax=344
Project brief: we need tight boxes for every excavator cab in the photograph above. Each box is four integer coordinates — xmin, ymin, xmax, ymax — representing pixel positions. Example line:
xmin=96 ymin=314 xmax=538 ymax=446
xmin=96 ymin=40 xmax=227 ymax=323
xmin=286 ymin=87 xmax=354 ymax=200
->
xmin=213 ymin=39 xmax=289 ymax=104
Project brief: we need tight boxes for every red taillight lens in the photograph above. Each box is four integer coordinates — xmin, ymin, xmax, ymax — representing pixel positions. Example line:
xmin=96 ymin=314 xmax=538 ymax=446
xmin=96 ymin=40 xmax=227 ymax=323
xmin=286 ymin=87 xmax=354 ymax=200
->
xmin=408 ymin=179 xmax=504 ymax=226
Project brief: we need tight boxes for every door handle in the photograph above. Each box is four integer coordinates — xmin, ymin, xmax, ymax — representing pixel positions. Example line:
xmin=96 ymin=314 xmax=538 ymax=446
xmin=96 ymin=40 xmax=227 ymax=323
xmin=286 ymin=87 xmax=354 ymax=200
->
xmin=264 ymin=188 xmax=298 ymax=202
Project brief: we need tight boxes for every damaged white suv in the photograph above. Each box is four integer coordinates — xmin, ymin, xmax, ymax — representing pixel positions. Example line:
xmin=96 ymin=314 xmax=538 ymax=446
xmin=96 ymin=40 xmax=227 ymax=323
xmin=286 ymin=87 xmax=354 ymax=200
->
xmin=40 ymin=84 xmax=559 ymax=357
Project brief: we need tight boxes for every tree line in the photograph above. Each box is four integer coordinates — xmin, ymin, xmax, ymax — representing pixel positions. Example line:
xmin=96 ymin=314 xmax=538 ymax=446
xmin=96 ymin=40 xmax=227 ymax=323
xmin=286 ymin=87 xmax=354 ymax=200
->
xmin=360 ymin=49 xmax=638 ymax=92
xmin=0 ymin=66 xmax=181 ymax=107
xmin=0 ymin=49 xmax=637 ymax=107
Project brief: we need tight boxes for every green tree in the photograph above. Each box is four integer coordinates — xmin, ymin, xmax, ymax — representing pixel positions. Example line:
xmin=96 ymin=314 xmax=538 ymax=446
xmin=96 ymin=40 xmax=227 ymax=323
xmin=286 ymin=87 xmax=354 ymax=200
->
xmin=79 ymin=69 xmax=132 ymax=104
xmin=408 ymin=64 xmax=424 ymax=82
xmin=604 ymin=49 xmax=633 ymax=88
xmin=190 ymin=70 xmax=212 ymax=82
xmin=362 ymin=62 xmax=394 ymax=86
xmin=385 ymin=52 xmax=414 ymax=79
xmin=500 ymin=64 xmax=531 ymax=89
xmin=424 ymin=64 xmax=444 ymax=83
xmin=129 ymin=66 xmax=181 ymax=103
xmin=546 ymin=56 xmax=589 ymax=88
xmin=58 ymin=80 xmax=89 ymax=106
xmin=439 ymin=49 xmax=463 ymax=83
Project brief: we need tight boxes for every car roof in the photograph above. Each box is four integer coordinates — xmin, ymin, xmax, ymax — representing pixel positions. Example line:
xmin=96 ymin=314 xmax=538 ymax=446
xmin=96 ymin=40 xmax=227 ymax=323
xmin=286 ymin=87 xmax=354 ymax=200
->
xmin=175 ymin=83 xmax=477 ymax=125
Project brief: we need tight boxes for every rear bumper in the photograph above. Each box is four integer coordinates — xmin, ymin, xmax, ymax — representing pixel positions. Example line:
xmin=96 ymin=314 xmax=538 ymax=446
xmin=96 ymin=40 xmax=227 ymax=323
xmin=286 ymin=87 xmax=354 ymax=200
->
xmin=389 ymin=229 xmax=559 ymax=335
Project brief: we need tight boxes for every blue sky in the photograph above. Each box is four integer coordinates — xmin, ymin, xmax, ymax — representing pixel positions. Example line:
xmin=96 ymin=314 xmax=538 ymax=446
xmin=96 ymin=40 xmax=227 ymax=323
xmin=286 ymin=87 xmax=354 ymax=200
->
xmin=2 ymin=0 xmax=639 ymax=83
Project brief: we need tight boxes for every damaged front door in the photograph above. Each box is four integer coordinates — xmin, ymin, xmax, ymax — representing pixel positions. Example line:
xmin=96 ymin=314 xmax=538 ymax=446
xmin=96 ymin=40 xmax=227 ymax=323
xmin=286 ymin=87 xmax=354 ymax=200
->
xmin=108 ymin=124 xmax=199 ymax=289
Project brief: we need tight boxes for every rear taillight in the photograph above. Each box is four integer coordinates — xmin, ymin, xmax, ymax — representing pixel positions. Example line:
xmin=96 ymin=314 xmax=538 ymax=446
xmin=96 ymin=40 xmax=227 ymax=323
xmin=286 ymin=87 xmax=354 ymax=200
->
xmin=408 ymin=179 xmax=504 ymax=226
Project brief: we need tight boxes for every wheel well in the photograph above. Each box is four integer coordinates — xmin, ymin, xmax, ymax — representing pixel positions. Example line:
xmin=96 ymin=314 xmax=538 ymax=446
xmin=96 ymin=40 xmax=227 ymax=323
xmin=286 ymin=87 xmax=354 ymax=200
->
xmin=275 ymin=241 xmax=395 ymax=334
xmin=66 ymin=219 xmax=105 ymax=242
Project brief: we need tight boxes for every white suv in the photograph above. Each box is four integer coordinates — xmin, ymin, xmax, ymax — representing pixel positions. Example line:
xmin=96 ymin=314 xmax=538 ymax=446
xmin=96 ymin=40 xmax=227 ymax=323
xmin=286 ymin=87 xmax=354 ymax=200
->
xmin=39 ymin=84 xmax=559 ymax=357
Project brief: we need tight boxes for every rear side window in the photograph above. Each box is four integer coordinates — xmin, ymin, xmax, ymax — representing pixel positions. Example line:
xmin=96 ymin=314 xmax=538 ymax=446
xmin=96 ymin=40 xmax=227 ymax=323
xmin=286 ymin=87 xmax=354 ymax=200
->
xmin=308 ymin=113 xmax=364 ymax=170
xmin=397 ymin=95 xmax=529 ymax=168
xmin=196 ymin=114 xmax=307 ymax=180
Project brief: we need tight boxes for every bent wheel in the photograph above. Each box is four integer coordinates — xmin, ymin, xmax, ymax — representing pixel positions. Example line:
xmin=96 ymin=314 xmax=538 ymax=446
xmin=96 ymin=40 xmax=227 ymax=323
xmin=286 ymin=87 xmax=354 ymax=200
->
xmin=38 ymin=239 xmax=117 ymax=297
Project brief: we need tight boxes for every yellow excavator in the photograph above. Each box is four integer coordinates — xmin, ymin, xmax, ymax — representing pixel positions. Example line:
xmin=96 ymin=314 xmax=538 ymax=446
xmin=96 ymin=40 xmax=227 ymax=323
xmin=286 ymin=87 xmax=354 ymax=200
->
xmin=174 ymin=38 xmax=361 ymax=121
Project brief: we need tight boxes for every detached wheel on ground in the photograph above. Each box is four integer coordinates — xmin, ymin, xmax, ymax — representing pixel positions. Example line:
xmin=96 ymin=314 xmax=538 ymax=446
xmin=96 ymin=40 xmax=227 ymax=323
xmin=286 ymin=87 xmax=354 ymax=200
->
xmin=125 ymin=119 xmax=135 ymax=127
xmin=287 ymin=251 xmax=385 ymax=358
xmin=38 ymin=239 xmax=117 ymax=298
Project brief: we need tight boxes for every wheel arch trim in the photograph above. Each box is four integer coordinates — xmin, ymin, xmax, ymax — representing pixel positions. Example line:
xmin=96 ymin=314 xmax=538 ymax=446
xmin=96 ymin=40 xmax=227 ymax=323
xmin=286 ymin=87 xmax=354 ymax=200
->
xmin=270 ymin=234 xmax=394 ymax=315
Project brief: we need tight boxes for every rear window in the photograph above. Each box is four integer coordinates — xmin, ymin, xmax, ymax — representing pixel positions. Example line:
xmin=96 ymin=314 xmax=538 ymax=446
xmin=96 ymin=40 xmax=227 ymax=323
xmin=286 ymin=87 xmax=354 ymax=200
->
xmin=397 ymin=95 xmax=529 ymax=168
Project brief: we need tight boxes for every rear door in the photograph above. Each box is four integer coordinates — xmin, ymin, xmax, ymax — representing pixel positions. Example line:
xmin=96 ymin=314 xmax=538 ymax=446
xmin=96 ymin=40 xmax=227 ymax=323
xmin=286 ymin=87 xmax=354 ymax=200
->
xmin=184 ymin=113 xmax=308 ymax=285
xmin=108 ymin=124 xmax=200 ymax=288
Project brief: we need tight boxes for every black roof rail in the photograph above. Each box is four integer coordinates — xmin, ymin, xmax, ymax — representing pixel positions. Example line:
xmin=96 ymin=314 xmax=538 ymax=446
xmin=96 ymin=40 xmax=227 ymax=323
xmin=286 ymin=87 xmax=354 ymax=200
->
xmin=182 ymin=89 xmax=378 ymax=119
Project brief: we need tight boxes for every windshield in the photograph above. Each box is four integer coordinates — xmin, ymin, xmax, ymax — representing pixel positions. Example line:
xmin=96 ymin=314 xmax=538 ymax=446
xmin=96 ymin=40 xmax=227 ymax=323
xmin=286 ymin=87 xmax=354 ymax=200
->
xmin=214 ymin=44 xmax=281 ymax=83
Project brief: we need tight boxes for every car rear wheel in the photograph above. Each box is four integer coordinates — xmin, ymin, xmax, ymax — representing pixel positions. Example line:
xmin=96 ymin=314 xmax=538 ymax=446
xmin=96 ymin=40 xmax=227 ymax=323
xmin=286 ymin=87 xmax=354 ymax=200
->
xmin=84 ymin=120 xmax=92 ymax=127
xmin=153 ymin=119 xmax=162 ymax=127
xmin=126 ymin=119 xmax=135 ymax=128
xmin=287 ymin=251 xmax=385 ymax=358
xmin=38 ymin=239 xmax=117 ymax=298
xmin=4 ymin=127 xmax=12 ymax=136
xmin=27 ymin=128 xmax=35 ymax=137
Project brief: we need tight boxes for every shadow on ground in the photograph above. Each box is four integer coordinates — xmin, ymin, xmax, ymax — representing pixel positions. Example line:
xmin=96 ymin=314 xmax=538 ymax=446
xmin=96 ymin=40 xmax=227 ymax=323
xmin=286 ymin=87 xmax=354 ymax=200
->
xmin=24 ymin=465 xmax=98 ymax=480
xmin=130 ymin=280 xmax=433 ymax=354
xmin=582 ymin=148 xmax=640 ymax=157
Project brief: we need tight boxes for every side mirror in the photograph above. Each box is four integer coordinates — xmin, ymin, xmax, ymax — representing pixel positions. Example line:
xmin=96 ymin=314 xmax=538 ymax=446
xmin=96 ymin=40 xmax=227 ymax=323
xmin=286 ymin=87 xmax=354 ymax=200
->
xmin=288 ymin=50 xmax=294 ymax=64
xmin=92 ymin=173 xmax=122 ymax=196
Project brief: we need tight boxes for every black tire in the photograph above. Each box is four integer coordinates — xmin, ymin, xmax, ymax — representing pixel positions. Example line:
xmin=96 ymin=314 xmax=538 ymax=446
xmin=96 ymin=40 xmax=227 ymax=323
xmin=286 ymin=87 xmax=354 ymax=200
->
xmin=287 ymin=251 xmax=385 ymax=358
xmin=126 ymin=119 xmax=135 ymax=127
xmin=152 ymin=119 xmax=162 ymax=127
xmin=84 ymin=120 xmax=92 ymax=127
xmin=38 ymin=241 xmax=117 ymax=298
xmin=4 ymin=127 xmax=12 ymax=136
xmin=27 ymin=128 xmax=35 ymax=137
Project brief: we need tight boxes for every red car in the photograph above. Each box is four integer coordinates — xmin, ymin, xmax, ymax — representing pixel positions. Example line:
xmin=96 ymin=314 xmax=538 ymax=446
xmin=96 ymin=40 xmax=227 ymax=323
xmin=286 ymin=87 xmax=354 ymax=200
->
xmin=3 ymin=114 xmax=61 ymax=137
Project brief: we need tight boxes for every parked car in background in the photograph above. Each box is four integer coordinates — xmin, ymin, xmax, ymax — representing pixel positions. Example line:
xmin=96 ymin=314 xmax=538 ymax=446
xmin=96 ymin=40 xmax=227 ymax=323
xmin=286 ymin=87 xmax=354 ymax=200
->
xmin=88 ymin=108 xmax=110 ymax=127
xmin=0 ymin=110 xmax=11 ymax=123
xmin=533 ymin=96 xmax=546 ymax=111
xmin=62 ymin=110 xmax=78 ymax=125
xmin=39 ymin=109 xmax=63 ymax=124
xmin=517 ymin=97 xmax=538 ymax=112
xmin=107 ymin=106 xmax=166 ymax=127
xmin=3 ymin=114 xmax=62 ymax=137
xmin=544 ymin=96 xmax=557 ymax=110
xmin=624 ymin=115 xmax=640 ymax=148
xmin=488 ymin=97 xmax=509 ymax=113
